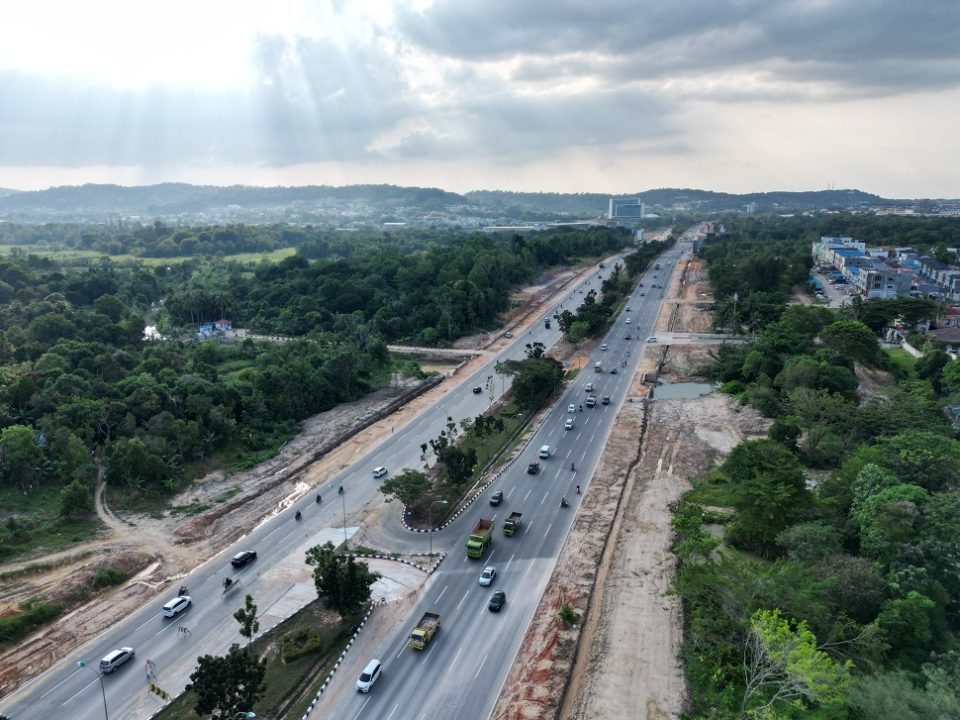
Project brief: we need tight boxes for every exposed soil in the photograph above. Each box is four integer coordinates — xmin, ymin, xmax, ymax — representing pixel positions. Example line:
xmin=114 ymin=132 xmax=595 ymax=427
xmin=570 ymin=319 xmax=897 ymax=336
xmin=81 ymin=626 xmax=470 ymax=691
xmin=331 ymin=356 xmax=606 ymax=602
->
xmin=0 ymin=253 xmax=608 ymax=700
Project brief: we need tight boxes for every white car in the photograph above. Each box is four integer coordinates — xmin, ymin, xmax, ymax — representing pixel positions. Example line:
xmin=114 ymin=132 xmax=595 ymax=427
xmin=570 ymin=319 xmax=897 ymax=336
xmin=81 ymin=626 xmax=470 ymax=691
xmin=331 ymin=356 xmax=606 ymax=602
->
xmin=373 ymin=466 xmax=388 ymax=479
xmin=646 ymin=336 xmax=657 ymax=343
xmin=479 ymin=566 xmax=497 ymax=586
xmin=567 ymin=404 xmax=576 ymax=413
xmin=161 ymin=595 xmax=191 ymax=618
xmin=564 ymin=418 xmax=574 ymax=430
xmin=625 ymin=318 xmax=631 ymax=324
xmin=601 ymin=343 xmax=608 ymax=351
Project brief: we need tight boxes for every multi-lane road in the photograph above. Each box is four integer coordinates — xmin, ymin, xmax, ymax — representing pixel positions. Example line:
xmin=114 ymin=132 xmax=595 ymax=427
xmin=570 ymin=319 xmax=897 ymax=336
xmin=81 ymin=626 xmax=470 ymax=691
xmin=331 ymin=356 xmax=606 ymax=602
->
xmin=1 ymin=239 xmax=689 ymax=720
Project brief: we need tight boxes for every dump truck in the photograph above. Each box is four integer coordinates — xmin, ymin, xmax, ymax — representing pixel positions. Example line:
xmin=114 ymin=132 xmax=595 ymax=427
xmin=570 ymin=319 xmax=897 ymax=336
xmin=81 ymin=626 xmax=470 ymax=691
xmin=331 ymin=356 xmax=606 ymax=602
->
xmin=544 ymin=317 xmax=551 ymax=329
xmin=594 ymin=361 xmax=602 ymax=372
xmin=503 ymin=512 xmax=523 ymax=536
xmin=408 ymin=611 xmax=441 ymax=650
xmin=466 ymin=518 xmax=494 ymax=558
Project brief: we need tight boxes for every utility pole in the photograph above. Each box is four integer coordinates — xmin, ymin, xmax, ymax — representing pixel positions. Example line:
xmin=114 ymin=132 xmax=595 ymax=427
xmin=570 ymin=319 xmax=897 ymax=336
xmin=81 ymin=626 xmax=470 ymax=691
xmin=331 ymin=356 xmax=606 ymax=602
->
xmin=338 ymin=485 xmax=347 ymax=546
xmin=77 ymin=661 xmax=109 ymax=720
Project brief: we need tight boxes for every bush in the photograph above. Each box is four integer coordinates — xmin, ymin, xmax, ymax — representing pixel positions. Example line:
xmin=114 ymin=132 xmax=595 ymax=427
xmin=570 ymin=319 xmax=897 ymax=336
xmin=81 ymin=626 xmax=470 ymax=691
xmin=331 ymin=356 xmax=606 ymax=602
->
xmin=0 ymin=600 xmax=62 ymax=645
xmin=92 ymin=567 xmax=129 ymax=589
xmin=281 ymin=627 xmax=323 ymax=662
xmin=557 ymin=604 xmax=580 ymax=627
xmin=719 ymin=379 xmax=745 ymax=395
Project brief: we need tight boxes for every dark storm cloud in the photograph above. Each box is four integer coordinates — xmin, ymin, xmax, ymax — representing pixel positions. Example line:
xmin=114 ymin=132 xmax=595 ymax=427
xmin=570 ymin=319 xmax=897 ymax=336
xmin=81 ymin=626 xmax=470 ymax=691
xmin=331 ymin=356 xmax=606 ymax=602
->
xmin=398 ymin=0 xmax=960 ymax=95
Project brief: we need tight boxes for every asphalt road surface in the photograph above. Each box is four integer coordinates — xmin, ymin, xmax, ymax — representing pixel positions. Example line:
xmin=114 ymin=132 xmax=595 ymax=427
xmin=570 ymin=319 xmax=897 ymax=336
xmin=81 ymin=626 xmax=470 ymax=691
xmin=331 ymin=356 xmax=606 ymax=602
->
xmin=0 ymin=240 xmax=690 ymax=720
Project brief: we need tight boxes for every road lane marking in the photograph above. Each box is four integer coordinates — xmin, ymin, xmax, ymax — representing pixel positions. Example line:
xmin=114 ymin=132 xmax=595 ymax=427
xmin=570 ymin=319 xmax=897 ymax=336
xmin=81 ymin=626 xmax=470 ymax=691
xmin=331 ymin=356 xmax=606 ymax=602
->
xmin=541 ymin=491 xmax=549 ymax=504
xmin=506 ymin=553 xmax=515 ymax=572
xmin=456 ymin=590 xmax=470 ymax=610
xmin=61 ymin=677 xmax=97 ymax=707
xmin=38 ymin=668 xmax=82 ymax=700
xmin=475 ymin=653 xmax=488 ymax=679
xmin=386 ymin=704 xmax=400 ymax=720
xmin=545 ymin=523 xmax=553 ymax=536
xmin=134 ymin=612 xmax=162 ymax=632
xmin=351 ymin=697 xmax=371 ymax=720
xmin=525 ymin=521 xmax=532 ymax=533
xmin=507 ymin=486 xmax=516 ymax=498
xmin=421 ymin=641 xmax=438 ymax=664
xmin=436 ymin=585 xmax=448 ymax=603
xmin=523 ymin=489 xmax=532 ymax=501
xmin=452 ymin=647 xmax=463 ymax=668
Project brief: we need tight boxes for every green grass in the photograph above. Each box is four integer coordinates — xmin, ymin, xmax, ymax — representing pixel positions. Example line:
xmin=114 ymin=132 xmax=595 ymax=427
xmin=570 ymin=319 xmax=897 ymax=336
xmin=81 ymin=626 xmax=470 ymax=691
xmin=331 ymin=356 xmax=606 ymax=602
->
xmin=153 ymin=601 xmax=356 ymax=720
xmin=0 ymin=245 xmax=298 ymax=267
xmin=0 ymin=484 xmax=103 ymax=562
xmin=0 ymin=600 xmax=62 ymax=647
xmin=684 ymin=474 xmax=737 ymax=508
xmin=885 ymin=348 xmax=918 ymax=379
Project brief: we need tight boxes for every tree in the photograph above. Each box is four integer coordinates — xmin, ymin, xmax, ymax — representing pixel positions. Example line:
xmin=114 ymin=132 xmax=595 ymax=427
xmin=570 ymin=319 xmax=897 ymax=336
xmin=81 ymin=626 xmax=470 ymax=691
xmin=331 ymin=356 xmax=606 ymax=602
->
xmin=233 ymin=594 xmax=259 ymax=645
xmin=854 ymin=484 xmax=928 ymax=562
xmin=741 ymin=609 xmax=850 ymax=717
xmin=186 ymin=643 xmax=266 ymax=718
xmin=59 ymin=480 xmax=93 ymax=518
xmin=305 ymin=541 xmax=381 ymax=618
xmin=379 ymin=470 xmax=431 ymax=506
xmin=775 ymin=522 xmax=842 ymax=562
xmin=670 ymin=500 xmax=720 ymax=562
xmin=819 ymin=320 xmax=879 ymax=365
xmin=0 ymin=425 xmax=44 ymax=491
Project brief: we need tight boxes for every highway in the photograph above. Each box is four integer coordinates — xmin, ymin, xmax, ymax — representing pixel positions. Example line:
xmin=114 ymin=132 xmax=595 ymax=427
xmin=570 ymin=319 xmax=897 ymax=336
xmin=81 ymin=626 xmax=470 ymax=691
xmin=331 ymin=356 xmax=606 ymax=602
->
xmin=316 ymin=241 xmax=688 ymax=720
xmin=0 ymin=239 xmax=689 ymax=720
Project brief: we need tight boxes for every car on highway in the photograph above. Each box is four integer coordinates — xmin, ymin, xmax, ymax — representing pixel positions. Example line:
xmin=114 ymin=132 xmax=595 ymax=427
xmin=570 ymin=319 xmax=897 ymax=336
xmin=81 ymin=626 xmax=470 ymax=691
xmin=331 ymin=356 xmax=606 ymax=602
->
xmin=488 ymin=590 xmax=506 ymax=612
xmin=567 ymin=403 xmax=576 ymax=413
xmin=504 ymin=332 xmax=513 ymax=338
xmin=231 ymin=550 xmax=257 ymax=568
xmin=527 ymin=462 xmax=540 ymax=475
xmin=479 ymin=566 xmax=496 ymax=586
xmin=356 ymin=658 xmax=382 ymax=693
xmin=626 ymin=306 xmax=631 ymax=311
xmin=564 ymin=418 xmax=574 ymax=430
xmin=489 ymin=490 xmax=504 ymax=506
xmin=161 ymin=595 xmax=191 ymax=618
xmin=625 ymin=334 xmax=632 ymax=340
xmin=601 ymin=343 xmax=608 ymax=350
xmin=585 ymin=395 xmax=597 ymax=407
xmin=640 ymin=292 xmax=645 ymax=296
xmin=646 ymin=336 xmax=657 ymax=343
xmin=472 ymin=386 xmax=483 ymax=394
xmin=585 ymin=382 xmax=594 ymax=393
xmin=601 ymin=395 xmax=611 ymax=405
xmin=373 ymin=466 xmax=388 ymax=479
xmin=610 ymin=368 xmax=618 ymax=374
xmin=99 ymin=647 xmax=135 ymax=673
xmin=625 ymin=318 xmax=631 ymax=324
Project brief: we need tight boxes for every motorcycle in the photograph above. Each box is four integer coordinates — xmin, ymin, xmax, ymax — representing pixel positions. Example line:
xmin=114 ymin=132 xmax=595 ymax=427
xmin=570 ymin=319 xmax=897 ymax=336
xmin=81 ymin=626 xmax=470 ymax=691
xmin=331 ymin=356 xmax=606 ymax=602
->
xmin=316 ymin=493 xmax=322 ymax=504
xmin=178 ymin=584 xmax=189 ymax=596
xmin=570 ymin=462 xmax=575 ymax=471
xmin=295 ymin=510 xmax=302 ymax=521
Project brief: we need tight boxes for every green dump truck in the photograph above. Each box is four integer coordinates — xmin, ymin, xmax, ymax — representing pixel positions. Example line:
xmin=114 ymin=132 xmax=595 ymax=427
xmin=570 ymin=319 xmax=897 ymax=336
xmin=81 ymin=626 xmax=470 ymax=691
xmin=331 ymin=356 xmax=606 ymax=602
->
xmin=503 ymin=512 xmax=523 ymax=536
xmin=408 ymin=611 xmax=441 ymax=650
xmin=466 ymin=518 xmax=494 ymax=558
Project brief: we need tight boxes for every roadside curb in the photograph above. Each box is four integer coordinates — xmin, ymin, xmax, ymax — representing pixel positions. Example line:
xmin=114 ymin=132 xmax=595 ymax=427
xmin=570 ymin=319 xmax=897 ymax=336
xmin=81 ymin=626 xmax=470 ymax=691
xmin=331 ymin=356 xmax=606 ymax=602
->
xmin=302 ymin=552 xmax=446 ymax=719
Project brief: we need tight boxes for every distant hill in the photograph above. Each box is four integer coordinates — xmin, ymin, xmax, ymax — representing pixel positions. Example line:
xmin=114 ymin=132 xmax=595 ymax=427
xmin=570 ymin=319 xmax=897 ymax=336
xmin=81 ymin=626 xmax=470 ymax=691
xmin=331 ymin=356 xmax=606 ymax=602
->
xmin=0 ymin=182 xmax=925 ymax=224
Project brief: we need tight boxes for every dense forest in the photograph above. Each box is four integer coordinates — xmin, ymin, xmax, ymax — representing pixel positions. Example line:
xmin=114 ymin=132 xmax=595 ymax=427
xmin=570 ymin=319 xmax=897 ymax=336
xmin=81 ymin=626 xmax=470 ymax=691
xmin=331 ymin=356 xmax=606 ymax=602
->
xmin=675 ymin=215 xmax=960 ymax=718
xmin=0 ymin=225 xmax=631 ymax=560
xmin=161 ymin=227 xmax=631 ymax=345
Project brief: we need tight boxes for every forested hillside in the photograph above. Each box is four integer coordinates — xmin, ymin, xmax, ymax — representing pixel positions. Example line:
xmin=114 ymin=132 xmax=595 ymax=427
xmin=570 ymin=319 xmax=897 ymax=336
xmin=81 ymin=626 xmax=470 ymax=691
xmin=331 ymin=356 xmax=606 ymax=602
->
xmin=675 ymin=215 xmax=960 ymax=718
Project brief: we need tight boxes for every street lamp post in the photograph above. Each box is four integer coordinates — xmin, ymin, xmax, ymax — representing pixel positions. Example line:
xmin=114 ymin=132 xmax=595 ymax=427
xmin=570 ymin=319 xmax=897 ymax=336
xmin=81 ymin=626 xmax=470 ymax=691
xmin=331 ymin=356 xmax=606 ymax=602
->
xmin=338 ymin=485 xmax=347 ymax=546
xmin=428 ymin=500 xmax=449 ymax=556
xmin=76 ymin=660 xmax=109 ymax=720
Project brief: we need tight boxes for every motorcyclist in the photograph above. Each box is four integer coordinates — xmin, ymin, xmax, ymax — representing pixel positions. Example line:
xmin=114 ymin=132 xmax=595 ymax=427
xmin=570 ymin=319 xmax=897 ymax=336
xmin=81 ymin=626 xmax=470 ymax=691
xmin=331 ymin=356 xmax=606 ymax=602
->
xmin=295 ymin=510 xmax=302 ymax=520
xmin=576 ymin=485 xmax=581 ymax=494
xmin=178 ymin=584 xmax=188 ymax=596
xmin=570 ymin=462 xmax=575 ymax=471
xmin=316 ymin=493 xmax=322 ymax=503
xmin=223 ymin=577 xmax=232 ymax=589
xmin=579 ymin=404 xmax=583 ymax=412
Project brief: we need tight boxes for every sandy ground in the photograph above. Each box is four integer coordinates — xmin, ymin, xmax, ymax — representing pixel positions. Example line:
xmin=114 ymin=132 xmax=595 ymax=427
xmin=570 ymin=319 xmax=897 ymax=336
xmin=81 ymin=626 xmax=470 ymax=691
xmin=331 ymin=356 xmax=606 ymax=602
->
xmin=0 ymin=254 xmax=605 ymax=699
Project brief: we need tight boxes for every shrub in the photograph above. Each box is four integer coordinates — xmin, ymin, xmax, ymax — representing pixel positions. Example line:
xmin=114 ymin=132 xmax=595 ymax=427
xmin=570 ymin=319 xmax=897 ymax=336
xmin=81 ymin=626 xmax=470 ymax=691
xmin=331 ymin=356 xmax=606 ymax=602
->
xmin=0 ymin=600 xmax=62 ymax=645
xmin=281 ymin=627 xmax=323 ymax=662
xmin=92 ymin=567 xmax=129 ymax=589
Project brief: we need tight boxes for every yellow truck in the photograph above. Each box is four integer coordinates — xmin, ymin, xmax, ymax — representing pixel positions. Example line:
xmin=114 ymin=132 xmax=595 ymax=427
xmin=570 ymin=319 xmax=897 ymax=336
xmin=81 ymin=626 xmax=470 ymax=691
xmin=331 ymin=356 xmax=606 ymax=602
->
xmin=503 ymin=512 xmax=523 ymax=536
xmin=466 ymin=518 xmax=494 ymax=558
xmin=408 ymin=611 xmax=441 ymax=650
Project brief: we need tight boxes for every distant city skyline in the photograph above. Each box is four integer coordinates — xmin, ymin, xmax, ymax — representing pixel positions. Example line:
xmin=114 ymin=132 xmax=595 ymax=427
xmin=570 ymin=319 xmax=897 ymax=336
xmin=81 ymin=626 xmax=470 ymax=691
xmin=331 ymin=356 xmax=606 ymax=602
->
xmin=0 ymin=1 xmax=958 ymax=197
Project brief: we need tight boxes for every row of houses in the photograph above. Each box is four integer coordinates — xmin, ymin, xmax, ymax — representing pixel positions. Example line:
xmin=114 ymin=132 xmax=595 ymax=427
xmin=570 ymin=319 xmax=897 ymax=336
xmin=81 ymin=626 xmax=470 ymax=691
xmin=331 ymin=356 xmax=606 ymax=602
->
xmin=812 ymin=236 xmax=960 ymax=301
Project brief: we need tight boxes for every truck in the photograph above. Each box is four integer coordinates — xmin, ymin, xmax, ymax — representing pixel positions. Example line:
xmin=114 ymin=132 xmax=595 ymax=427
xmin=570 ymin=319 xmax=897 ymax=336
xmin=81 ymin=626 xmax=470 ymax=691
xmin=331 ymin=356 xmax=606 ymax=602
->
xmin=594 ymin=361 xmax=602 ymax=372
xmin=466 ymin=519 xmax=494 ymax=558
xmin=544 ymin=318 xmax=551 ymax=329
xmin=503 ymin=511 xmax=523 ymax=536
xmin=408 ymin=611 xmax=441 ymax=650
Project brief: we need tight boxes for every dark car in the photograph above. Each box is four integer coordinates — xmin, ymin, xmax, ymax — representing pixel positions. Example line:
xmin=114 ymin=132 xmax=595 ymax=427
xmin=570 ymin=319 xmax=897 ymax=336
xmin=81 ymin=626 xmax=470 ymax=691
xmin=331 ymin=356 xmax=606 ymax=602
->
xmin=527 ymin=462 xmax=540 ymax=475
xmin=601 ymin=395 xmax=611 ymax=405
xmin=472 ymin=386 xmax=483 ymax=394
xmin=488 ymin=590 xmax=506 ymax=612
xmin=231 ymin=550 xmax=257 ymax=568
xmin=625 ymin=334 xmax=632 ymax=340
xmin=490 ymin=490 xmax=504 ymax=506
xmin=610 ymin=368 xmax=618 ymax=374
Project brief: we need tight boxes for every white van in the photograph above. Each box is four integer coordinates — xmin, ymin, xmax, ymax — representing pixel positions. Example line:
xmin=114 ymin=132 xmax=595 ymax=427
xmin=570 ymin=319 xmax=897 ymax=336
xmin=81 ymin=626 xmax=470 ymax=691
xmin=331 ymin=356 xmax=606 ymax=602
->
xmin=162 ymin=595 xmax=191 ymax=618
xmin=100 ymin=647 xmax=135 ymax=673
xmin=357 ymin=658 xmax=382 ymax=693
xmin=538 ymin=445 xmax=551 ymax=459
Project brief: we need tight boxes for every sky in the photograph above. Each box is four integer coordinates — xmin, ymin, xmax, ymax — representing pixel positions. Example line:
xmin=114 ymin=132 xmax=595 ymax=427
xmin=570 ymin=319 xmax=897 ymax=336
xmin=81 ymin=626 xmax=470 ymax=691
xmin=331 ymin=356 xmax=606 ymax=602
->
xmin=0 ymin=0 xmax=958 ymax=197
